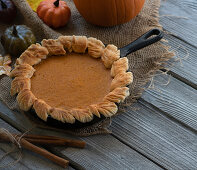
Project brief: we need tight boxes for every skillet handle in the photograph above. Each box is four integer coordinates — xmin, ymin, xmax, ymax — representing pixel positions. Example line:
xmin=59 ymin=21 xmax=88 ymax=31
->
xmin=120 ymin=29 xmax=164 ymax=57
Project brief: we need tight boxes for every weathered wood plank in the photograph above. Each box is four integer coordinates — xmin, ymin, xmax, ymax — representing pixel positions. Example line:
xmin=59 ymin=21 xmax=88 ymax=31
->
xmin=164 ymin=34 xmax=197 ymax=87
xmin=0 ymin=102 xmax=162 ymax=170
xmin=160 ymin=0 xmax=197 ymax=47
xmin=142 ymin=74 xmax=197 ymax=131
xmin=111 ymin=99 xmax=197 ymax=170
xmin=1 ymin=75 xmax=197 ymax=169
xmin=0 ymin=101 xmax=34 ymax=132
xmin=0 ymin=118 xmax=74 ymax=170
xmin=33 ymin=127 xmax=162 ymax=170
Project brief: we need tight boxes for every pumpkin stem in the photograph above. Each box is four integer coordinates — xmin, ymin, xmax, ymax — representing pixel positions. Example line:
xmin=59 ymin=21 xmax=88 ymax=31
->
xmin=53 ymin=0 xmax=59 ymax=7
xmin=0 ymin=0 xmax=7 ymax=9
xmin=12 ymin=25 xmax=18 ymax=37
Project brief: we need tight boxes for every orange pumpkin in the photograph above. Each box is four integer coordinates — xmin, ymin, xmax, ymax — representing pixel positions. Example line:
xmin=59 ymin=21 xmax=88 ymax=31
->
xmin=37 ymin=0 xmax=71 ymax=28
xmin=73 ymin=0 xmax=145 ymax=27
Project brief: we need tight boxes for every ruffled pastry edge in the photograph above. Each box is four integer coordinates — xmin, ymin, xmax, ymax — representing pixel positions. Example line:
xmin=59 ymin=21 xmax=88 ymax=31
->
xmin=10 ymin=36 xmax=133 ymax=124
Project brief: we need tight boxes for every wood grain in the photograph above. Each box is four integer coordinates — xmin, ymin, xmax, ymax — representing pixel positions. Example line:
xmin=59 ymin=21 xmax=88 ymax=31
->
xmin=160 ymin=0 xmax=197 ymax=47
xmin=0 ymin=118 xmax=74 ymax=170
xmin=34 ymin=128 xmax=161 ymax=170
xmin=142 ymin=74 xmax=197 ymax=131
xmin=0 ymin=1 xmax=196 ymax=169
xmin=0 ymin=101 xmax=33 ymax=131
xmin=0 ymin=103 xmax=161 ymax=170
xmin=111 ymin=99 xmax=197 ymax=170
xmin=1 ymin=74 xmax=197 ymax=169
xmin=164 ymin=34 xmax=197 ymax=87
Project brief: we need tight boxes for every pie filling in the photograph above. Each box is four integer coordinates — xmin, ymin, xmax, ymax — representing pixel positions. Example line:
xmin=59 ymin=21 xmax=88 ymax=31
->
xmin=31 ymin=53 xmax=112 ymax=110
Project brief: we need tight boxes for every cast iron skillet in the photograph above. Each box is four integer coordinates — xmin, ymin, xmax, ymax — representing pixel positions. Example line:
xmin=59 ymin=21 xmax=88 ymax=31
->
xmin=29 ymin=28 xmax=164 ymax=129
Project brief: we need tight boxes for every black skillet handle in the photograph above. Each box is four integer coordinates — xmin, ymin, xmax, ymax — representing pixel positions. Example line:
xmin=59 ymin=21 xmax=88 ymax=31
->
xmin=120 ymin=29 xmax=164 ymax=58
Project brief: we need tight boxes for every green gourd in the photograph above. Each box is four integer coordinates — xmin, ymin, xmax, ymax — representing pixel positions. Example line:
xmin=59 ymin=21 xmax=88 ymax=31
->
xmin=1 ymin=25 xmax=36 ymax=56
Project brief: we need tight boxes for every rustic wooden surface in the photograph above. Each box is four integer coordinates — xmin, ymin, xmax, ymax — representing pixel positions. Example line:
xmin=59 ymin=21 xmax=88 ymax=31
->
xmin=0 ymin=0 xmax=197 ymax=169
xmin=0 ymin=119 xmax=74 ymax=170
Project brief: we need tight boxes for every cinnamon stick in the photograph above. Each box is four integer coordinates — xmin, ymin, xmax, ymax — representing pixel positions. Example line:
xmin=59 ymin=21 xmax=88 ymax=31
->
xmin=16 ymin=134 xmax=86 ymax=148
xmin=0 ymin=138 xmax=66 ymax=146
xmin=1 ymin=134 xmax=86 ymax=148
xmin=0 ymin=134 xmax=69 ymax=168
xmin=21 ymin=138 xmax=67 ymax=146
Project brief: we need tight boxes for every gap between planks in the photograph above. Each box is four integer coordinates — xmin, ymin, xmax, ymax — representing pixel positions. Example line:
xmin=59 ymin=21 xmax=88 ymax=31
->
xmin=161 ymin=34 xmax=197 ymax=89
xmin=0 ymin=115 xmax=80 ymax=170
xmin=140 ymin=98 xmax=197 ymax=134
xmin=0 ymin=111 xmax=161 ymax=169
xmin=110 ymin=100 xmax=197 ymax=169
xmin=160 ymin=0 xmax=197 ymax=87
xmin=111 ymin=99 xmax=197 ymax=169
xmin=160 ymin=0 xmax=197 ymax=47
xmin=142 ymin=74 xmax=197 ymax=131
xmin=162 ymin=69 xmax=197 ymax=90
xmin=0 ymin=118 xmax=75 ymax=170
xmin=164 ymin=29 xmax=197 ymax=49
xmin=110 ymin=133 xmax=167 ymax=170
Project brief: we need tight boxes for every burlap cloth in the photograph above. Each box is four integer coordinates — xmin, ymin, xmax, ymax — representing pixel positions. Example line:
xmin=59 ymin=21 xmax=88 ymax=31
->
xmin=0 ymin=0 xmax=174 ymax=136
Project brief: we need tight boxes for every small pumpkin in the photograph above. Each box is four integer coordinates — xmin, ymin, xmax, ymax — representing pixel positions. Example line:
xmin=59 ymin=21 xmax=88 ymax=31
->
xmin=1 ymin=25 xmax=36 ymax=56
xmin=0 ymin=0 xmax=17 ymax=23
xmin=37 ymin=0 xmax=71 ymax=28
xmin=73 ymin=0 xmax=145 ymax=27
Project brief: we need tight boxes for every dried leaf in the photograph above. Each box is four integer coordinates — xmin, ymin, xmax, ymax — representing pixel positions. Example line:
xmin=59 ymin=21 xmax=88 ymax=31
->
xmin=0 ymin=54 xmax=12 ymax=76
xmin=0 ymin=66 xmax=6 ymax=75
xmin=26 ymin=0 xmax=43 ymax=12
xmin=3 ymin=55 xmax=11 ymax=65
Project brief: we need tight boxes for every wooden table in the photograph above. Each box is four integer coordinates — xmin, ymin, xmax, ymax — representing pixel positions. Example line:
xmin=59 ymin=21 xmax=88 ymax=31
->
xmin=0 ymin=0 xmax=197 ymax=169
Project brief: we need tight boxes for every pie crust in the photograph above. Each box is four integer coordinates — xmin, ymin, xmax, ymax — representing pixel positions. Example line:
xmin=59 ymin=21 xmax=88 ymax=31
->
xmin=10 ymin=36 xmax=133 ymax=124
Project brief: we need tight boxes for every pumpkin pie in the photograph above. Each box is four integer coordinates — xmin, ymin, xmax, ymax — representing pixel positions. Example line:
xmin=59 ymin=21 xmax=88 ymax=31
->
xmin=10 ymin=36 xmax=133 ymax=125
